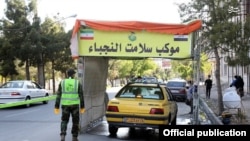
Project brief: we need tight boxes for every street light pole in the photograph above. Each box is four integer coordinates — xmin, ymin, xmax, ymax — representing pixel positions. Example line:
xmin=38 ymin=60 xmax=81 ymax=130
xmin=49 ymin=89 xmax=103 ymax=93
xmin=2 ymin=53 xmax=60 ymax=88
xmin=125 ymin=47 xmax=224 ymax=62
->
xmin=56 ymin=14 xmax=77 ymax=22
xmin=192 ymin=30 xmax=202 ymax=125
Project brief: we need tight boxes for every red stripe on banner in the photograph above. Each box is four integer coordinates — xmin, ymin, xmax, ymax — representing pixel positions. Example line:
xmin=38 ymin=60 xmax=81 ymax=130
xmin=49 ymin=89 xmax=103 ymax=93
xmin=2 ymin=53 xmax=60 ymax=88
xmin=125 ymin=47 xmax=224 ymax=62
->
xmin=80 ymin=37 xmax=94 ymax=40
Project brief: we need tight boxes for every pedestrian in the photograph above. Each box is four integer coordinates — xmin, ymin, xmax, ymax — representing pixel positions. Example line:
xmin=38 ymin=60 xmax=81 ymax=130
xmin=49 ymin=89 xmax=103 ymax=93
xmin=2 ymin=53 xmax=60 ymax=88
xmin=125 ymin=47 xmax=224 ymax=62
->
xmin=237 ymin=76 xmax=244 ymax=97
xmin=204 ymin=75 xmax=212 ymax=99
xmin=230 ymin=75 xmax=238 ymax=88
xmin=230 ymin=75 xmax=244 ymax=97
xmin=186 ymin=80 xmax=194 ymax=114
xmin=54 ymin=68 xmax=85 ymax=141
xmin=135 ymin=76 xmax=143 ymax=82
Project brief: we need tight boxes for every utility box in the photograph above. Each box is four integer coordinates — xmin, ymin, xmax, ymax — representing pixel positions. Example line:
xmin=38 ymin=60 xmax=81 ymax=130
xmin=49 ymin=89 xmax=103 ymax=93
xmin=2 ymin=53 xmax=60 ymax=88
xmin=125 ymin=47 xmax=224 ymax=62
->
xmin=223 ymin=87 xmax=241 ymax=109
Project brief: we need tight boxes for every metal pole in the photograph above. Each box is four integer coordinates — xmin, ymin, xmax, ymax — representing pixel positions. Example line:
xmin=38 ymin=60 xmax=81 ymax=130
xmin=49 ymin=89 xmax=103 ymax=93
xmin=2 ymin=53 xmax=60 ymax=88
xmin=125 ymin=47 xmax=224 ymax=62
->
xmin=192 ymin=30 xmax=201 ymax=125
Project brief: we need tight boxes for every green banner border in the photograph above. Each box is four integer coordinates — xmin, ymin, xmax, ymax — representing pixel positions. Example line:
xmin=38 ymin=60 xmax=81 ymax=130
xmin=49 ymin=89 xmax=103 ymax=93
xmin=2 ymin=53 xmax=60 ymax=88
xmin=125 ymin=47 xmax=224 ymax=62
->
xmin=0 ymin=95 xmax=56 ymax=109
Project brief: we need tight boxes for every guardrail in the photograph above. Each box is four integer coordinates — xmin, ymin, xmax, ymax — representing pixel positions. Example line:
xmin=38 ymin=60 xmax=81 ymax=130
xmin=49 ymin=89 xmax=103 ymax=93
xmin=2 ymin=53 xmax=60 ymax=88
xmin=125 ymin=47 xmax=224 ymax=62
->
xmin=199 ymin=97 xmax=223 ymax=125
xmin=0 ymin=95 xmax=56 ymax=109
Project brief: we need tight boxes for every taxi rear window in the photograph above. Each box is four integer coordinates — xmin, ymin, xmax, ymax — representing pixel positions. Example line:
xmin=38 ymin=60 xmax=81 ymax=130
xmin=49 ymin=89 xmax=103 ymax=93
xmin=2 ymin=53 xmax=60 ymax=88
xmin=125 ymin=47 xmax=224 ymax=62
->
xmin=116 ymin=86 xmax=163 ymax=100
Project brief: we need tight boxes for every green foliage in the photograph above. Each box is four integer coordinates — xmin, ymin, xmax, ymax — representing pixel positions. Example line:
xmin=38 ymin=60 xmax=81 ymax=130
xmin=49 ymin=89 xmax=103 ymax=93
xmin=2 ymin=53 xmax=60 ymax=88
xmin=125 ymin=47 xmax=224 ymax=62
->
xmin=171 ymin=59 xmax=193 ymax=80
xmin=226 ymin=16 xmax=250 ymax=66
xmin=176 ymin=0 xmax=249 ymax=115
xmin=177 ymin=0 xmax=249 ymax=68
xmin=107 ymin=58 xmax=159 ymax=84
xmin=0 ymin=0 xmax=72 ymax=84
xmin=170 ymin=47 xmax=212 ymax=80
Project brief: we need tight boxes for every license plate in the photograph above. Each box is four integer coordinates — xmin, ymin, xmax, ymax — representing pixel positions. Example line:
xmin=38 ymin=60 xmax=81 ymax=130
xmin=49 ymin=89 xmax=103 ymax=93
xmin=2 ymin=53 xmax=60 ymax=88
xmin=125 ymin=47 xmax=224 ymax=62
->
xmin=171 ymin=90 xmax=179 ymax=93
xmin=124 ymin=118 xmax=144 ymax=123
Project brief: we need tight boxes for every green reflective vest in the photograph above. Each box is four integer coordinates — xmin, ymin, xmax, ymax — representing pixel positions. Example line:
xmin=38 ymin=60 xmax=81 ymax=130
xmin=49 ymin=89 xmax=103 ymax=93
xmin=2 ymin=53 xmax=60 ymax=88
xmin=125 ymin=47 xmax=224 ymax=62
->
xmin=61 ymin=78 xmax=80 ymax=105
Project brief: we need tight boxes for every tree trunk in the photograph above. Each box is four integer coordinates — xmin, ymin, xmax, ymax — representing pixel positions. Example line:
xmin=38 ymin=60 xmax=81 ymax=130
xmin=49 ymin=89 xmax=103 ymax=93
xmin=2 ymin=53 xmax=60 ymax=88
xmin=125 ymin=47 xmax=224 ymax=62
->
xmin=52 ymin=60 xmax=55 ymax=93
xmin=25 ymin=59 xmax=30 ymax=80
xmin=38 ymin=62 xmax=45 ymax=88
xmin=214 ymin=47 xmax=224 ymax=115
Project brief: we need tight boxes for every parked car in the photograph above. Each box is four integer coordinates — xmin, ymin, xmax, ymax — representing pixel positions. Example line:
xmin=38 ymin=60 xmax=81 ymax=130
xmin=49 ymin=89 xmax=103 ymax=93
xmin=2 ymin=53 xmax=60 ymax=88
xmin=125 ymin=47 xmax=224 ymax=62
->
xmin=165 ymin=78 xmax=188 ymax=102
xmin=0 ymin=80 xmax=50 ymax=107
xmin=106 ymin=82 xmax=178 ymax=135
xmin=142 ymin=77 xmax=158 ymax=83
xmin=134 ymin=76 xmax=158 ymax=83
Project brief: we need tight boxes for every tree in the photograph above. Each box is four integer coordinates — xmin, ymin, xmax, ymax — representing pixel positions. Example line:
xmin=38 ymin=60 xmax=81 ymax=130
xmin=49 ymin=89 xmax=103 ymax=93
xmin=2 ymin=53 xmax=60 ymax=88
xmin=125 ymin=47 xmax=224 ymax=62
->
xmin=170 ymin=53 xmax=212 ymax=81
xmin=53 ymin=29 xmax=75 ymax=75
xmin=107 ymin=58 xmax=158 ymax=86
xmin=0 ymin=0 xmax=72 ymax=88
xmin=39 ymin=17 xmax=73 ymax=92
xmin=226 ymin=15 xmax=250 ymax=66
xmin=200 ymin=52 xmax=213 ymax=78
xmin=171 ymin=59 xmax=193 ymax=79
xmin=1 ymin=0 xmax=43 ymax=82
xmin=1 ymin=0 xmax=30 ymax=80
xmin=177 ymin=0 xmax=242 ymax=115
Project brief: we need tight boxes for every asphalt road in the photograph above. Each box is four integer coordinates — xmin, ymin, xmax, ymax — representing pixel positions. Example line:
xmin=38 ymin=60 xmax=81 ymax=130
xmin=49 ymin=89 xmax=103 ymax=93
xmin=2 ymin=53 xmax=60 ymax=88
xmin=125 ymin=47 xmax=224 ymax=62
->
xmin=0 ymin=87 xmax=191 ymax=141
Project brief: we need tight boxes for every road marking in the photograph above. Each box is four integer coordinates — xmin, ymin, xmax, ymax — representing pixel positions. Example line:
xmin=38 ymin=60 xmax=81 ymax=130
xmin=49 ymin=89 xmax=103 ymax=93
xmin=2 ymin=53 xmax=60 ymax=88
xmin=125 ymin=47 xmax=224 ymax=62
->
xmin=5 ymin=109 xmax=40 ymax=118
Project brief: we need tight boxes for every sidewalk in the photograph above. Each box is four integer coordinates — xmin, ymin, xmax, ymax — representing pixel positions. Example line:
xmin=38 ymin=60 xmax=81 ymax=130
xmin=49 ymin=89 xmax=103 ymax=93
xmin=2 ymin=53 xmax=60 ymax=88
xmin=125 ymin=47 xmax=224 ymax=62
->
xmin=199 ymin=84 xmax=250 ymax=125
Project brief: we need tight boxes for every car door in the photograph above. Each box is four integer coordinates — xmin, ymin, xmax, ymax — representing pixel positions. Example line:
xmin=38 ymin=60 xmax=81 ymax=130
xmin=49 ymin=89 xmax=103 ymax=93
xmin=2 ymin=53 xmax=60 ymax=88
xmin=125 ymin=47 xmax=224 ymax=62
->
xmin=164 ymin=87 xmax=178 ymax=118
xmin=32 ymin=82 xmax=45 ymax=97
xmin=26 ymin=81 xmax=39 ymax=98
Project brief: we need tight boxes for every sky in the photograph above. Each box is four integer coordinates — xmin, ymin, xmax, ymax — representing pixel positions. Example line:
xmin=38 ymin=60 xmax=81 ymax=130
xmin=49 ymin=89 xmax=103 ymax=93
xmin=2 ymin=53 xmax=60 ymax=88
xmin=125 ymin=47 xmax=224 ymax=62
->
xmin=0 ymin=0 xmax=190 ymax=31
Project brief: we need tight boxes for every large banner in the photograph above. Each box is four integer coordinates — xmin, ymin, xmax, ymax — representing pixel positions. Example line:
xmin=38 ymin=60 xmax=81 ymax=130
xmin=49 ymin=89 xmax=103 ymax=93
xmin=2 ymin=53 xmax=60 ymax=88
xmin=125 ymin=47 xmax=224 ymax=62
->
xmin=70 ymin=19 xmax=202 ymax=59
xmin=78 ymin=28 xmax=192 ymax=59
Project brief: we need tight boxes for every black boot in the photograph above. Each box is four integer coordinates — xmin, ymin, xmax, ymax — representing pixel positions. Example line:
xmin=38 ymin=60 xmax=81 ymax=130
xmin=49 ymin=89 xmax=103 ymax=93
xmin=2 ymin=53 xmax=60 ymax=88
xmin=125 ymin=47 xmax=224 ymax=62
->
xmin=60 ymin=135 xmax=65 ymax=141
xmin=72 ymin=136 xmax=79 ymax=141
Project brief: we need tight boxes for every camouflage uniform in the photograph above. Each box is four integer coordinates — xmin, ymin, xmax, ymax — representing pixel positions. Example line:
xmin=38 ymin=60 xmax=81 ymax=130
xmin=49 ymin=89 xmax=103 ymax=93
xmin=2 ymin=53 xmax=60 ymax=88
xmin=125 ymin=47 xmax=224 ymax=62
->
xmin=55 ymin=77 xmax=84 ymax=138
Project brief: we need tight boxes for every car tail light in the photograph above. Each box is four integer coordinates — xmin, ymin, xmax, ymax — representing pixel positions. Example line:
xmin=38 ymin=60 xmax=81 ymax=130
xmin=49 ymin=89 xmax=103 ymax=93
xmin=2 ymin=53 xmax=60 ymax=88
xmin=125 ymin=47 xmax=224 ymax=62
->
xmin=150 ymin=108 xmax=164 ymax=114
xmin=11 ymin=92 xmax=21 ymax=96
xmin=107 ymin=106 xmax=119 ymax=112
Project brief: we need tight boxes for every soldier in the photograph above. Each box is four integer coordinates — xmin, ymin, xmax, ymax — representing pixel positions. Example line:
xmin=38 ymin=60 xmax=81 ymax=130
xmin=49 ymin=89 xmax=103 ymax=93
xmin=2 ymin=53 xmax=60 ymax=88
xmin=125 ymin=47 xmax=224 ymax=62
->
xmin=54 ymin=69 xmax=85 ymax=141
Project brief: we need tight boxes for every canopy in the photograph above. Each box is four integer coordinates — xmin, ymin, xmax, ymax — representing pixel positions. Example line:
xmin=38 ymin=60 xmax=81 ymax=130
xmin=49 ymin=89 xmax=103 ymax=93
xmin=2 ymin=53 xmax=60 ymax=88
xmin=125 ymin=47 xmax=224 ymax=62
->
xmin=72 ymin=19 xmax=202 ymax=38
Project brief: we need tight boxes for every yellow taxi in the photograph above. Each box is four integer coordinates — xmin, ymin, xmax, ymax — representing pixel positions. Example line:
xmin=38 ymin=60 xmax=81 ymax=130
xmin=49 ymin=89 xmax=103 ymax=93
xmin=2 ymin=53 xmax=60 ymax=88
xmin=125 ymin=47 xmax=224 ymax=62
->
xmin=106 ymin=82 xmax=178 ymax=135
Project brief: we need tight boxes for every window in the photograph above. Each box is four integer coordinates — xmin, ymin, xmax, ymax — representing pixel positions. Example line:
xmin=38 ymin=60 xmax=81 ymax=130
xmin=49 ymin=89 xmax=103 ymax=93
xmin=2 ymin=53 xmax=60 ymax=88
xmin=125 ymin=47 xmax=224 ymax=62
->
xmin=117 ymin=86 xmax=163 ymax=99
xmin=166 ymin=81 xmax=186 ymax=87
xmin=27 ymin=82 xmax=35 ymax=89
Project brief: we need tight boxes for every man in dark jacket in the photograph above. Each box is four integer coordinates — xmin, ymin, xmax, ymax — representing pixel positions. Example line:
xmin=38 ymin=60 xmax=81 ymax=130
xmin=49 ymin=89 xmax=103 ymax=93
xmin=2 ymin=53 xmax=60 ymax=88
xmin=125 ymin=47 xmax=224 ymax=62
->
xmin=237 ymin=76 xmax=244 ymax=97
xmin=230 ymin=75 xmax=244 ymax=97
xmin=54 ymin=69 xmax=85 ymax=141
xmin=204 ymin=75 xmax=212 ymax=99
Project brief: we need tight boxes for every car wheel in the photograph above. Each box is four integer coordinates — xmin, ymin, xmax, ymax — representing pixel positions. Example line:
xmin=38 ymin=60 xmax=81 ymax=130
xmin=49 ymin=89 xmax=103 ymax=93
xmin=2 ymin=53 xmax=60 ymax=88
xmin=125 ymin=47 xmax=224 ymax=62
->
xmin=109 ymin=125 xmax=118 ymax=136
xmin=182 ymin=98 xmax=187 ymax=102
xmin=43 ymin=94 xmax=49 ymax=104
xmin=25 ymin=97 xmax=31 ymax=108
xmin=171 ymin=115 xmax=177 ymax=125
xmin=175 ymin=97 xmax=181 ymax=102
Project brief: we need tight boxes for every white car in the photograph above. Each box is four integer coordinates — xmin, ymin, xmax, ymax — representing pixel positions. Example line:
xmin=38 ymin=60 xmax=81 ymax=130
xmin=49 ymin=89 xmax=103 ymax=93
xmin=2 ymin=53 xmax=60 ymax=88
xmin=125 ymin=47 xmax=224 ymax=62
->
xmin=0 ymin=80 xmax=50 ymax=107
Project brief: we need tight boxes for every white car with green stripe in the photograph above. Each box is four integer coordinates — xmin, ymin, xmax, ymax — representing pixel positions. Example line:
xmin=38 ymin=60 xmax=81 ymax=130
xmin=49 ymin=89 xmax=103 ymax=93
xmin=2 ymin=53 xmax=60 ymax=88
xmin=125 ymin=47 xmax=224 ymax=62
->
xmin=0 ymin=80 xmax=50 ymax=108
